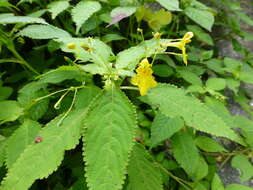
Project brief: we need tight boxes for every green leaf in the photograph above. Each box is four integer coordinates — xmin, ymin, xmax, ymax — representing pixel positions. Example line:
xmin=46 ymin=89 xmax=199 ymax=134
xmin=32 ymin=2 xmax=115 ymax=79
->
xmin=234 ymin=116 xmax=253 ymax=148
xmin=1 ymin=109 xmax=85 ymax=190
xmin=111 ymin=6 xmax=137 ymax=18
xmin=186 ymin=25 xmax=214 ymax=46
xmin=225 ymin=184 xmax=253 ymax=190
xmin=193 ymin=156 xmax=208 ymax=181
xmin=235 ymin=11 xmax=253 ymax=27
xmin=0 ymin=86 xmax=13 ymax=100
xmin=147 ymin=9 xmax=172 ymax=31
xmin=195 ymin=136 xmax=226 ymax=152
xmin=18 ymin=24 xmax=71 ymax=39
xmin=153 ymin=64 xmax=173 ymax=77
xmin=0 ymin=101 xmax=23 ymax=124
xmin=47 ymin=0 xmax=70 ymax=19
xmin=6 ymin=120 xmax=41 ymax=168
xmin=177 ymin=69 xmax=202 ymax=86
xmin=156 ymin=0 xmax=181 ymax=11
xmin=18 ymin=82 xmax=48 ymax=120
xmin=56 ymin=37 xmax=113 ymax=67
xmin=206 ymin=78 xmax=226 ymax=91
xmin=0 ymin=140 xmax=6 ymax=167
xmin=151 ymin=113 xmax=184 ymax=147
xmin=184 ymin=7 xmax=214 ymax=31
xmin=231 ymin=155 xmax=253 ymax=182
xmin=0 ymin=16 xmax=47 ymax=24
xmin=74 ymin=87 xmax=101 ymax=109
xmin=71 ymin=1 xmax=101 ymax=34
xmin=211 ymin=173 xmax=225 ymax=190
xmin=205 ymin=59 xmax=224 ymax=74
xmin=83 ymin=87 xmax=136 ymax=190
xmin=226 ymin=78 xmax=240 ymax=94
xmin=127 ymin=144 xmax=163 ymax=190
xmin=143 ymin=84 xmax=244 ymax=145
xmin=38 ymin=66 xmax=85 ymax=84
xmin=101 ymin=34 xmax=126 ymax=43
xmin=171 ymin=131 xmax=200 ymax=177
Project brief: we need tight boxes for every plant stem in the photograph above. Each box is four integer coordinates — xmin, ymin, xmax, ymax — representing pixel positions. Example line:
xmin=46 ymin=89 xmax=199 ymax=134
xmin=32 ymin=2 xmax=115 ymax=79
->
xmin=120 ymin=86 xmax=139 ymax=91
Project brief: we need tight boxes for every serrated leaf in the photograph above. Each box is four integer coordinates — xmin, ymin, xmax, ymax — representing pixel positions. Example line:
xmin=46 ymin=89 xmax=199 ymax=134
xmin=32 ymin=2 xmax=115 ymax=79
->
xmin=48 ymin=0 xmax=70 ymax=19
xmin=127 ymin=144 xmax=163 ymax=190
xmin=0 ymin=109 xmax=85 ymax=190
xmin=211 ymin=173 xmax=225 ymax=190
xmin=71 ymin=1 xmax=101 ymax=34
xmin=6 ymin=120 xmax=41 ymax=168
xmin=171 ymin=131 xmax=200 ymax=177
xmin=206 ymin=78 xmax=226 ymax=91
xmin=231 ymin=155 xmax=253 ymax=182
xmin=143 ymin=84 xmax=244 ymax=145
xmin=151 ymin=113 xmax=184 ymax=147
xmin=83 ymin=87 xmax=136 ymax=190
xmin=0 ymin=16 xmax=47 ymax=24
xmin=156 ymin=0 xmax=181 ymax=11
xmin=184 ymin=7 xmax=214 ymax=31
xmin=38 ymin=66 xmax=85 ymax=84
xmin=195 ymin=136 xmax=226 ymax=152
xmin=18 ymin=24 xmax=71 ymax=39
xmin=0 ymin=101 xmax=23 ymax=124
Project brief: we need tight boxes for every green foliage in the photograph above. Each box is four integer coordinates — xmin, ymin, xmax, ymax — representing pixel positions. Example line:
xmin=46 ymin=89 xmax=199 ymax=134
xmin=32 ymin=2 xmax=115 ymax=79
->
xmin=1 ymin=109 xmax=85 ymax=190
xmin=156 ymin=0 xmax=181 ymax=11
xmin=143 ymin=84 xmax=244 ymax=145
xmin=19 ymin=25 xmax=71 ymax=39
xmin=127 ymin=144 xmax=163 ymax=190
xmin=0 ymin=101 xmax=23 ymax=124
xmin=47 ymin=0 xmax=70 ymax=19
xmin=83 ymin=87 xmax=136 ymax=190
xmin=71 ymin=1 xmax=101 ymax=34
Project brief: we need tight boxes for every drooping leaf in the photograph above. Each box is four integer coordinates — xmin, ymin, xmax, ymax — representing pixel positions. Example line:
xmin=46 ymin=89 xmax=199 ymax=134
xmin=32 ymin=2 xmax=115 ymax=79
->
xmin=171 ymin=131 xmax=200 ymax=177
xmin=18 ymin=24 xmax=71 ymax=39
xmin=0 ymin=109 xmax=85 ymax=190
xmin=5 ymin=120 xmax=41 ymax=168
xmin=156 ymin=0 xmax=181 ymax=11
xmin=184 ymin=7 xmax=214 ymax=31
xmin=127 ymin=144 xmax=163 ymax=190
xmin=142 ymin=84 xmax=244 ymax=145
xmin=71 ymin=1 xmax=101 ymax=34
xmin=108 ymin=6 xmax=137 ymax=25
xmin=0 ymin=16 xmax=47 ymax=24
xmin=151 ymin=113 xmax=184 ymax=147
xmin=195 ymin=136 xmax=227 ymax=153
xmin=0 ymin=101 xmax=23 ymax=124
xmin=83 ymin=87 xmax=136 ymax=190
xmin=47 ymin=0 xmax=70 ymax=19
xmin=231 ymin=155 xmax=253 ymax=182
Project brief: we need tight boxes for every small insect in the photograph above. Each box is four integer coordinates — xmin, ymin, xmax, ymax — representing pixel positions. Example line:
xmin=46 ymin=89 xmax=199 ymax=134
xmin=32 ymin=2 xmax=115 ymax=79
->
xmin=34 ymin=136 xmax=43 ymax=144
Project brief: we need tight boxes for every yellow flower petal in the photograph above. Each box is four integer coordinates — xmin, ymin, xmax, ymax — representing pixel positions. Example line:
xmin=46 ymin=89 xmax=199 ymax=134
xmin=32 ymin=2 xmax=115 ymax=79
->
xmin=131 ymin=58 xmax=157 ymax=96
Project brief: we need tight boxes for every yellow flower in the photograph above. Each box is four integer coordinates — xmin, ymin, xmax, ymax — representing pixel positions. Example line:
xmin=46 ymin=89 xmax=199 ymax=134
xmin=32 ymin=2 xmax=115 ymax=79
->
xmin=166 ymin=32 xmax=194 ymax=65
xmin=131 ymin=58 xmax=157 ymax=96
